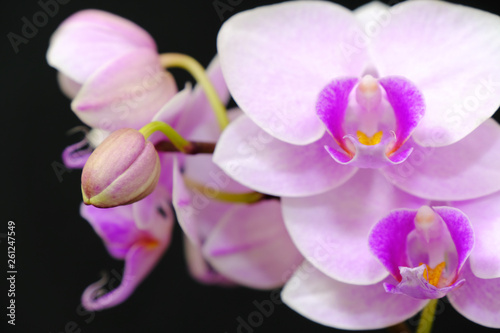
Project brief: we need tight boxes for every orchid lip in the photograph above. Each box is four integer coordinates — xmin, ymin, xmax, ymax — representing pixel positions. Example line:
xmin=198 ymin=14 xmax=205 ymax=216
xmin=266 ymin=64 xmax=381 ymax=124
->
xmin=316 ymin=75 xmax=425 ymax=169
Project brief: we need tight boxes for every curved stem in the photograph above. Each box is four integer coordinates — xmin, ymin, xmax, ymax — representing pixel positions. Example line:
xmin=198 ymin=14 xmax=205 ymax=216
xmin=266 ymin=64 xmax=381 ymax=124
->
xmin=160 ymin=53 xmax=229 ymax=130
xmin=184 ymin=177 xmax=265 ymax=204
xmin=139 ymin=121 xmax=192 ymax=153
xmin=416 ymin=299 xmax=438 ymax=333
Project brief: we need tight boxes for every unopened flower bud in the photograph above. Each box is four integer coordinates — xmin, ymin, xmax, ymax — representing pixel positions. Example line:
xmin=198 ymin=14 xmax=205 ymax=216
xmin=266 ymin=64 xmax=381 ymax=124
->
xmin=81 ymin=128 xmax=161 ymax=208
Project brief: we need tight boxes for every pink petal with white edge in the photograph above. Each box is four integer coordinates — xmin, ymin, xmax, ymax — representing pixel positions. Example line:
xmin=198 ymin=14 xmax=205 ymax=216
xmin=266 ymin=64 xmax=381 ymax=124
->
xmin=454 ymin=191 xmax=500 ymax=279
xmin=217 ymin=1 xmax=369 ymax=145
xmin=203 ymin=200 xmax=303 ymax=289
xmin=369 ymin=1 xmax=500 ymax=146
xmin=448 ymin=261 xmax=500 ymax=329
xmin=47 ymin=9 xmax=156 ymax=83
xmin=72 ymin=48 xmax=177 ymax=131
xmin=382 ymin=118 xmax=500 ymax=201
xmin=213 ymin=114 xmax=357 ymax=197
xmin=282 ymin=261 xmax=427 ymax=330
xmin=282 ymin=169 xmax=426 ymax=285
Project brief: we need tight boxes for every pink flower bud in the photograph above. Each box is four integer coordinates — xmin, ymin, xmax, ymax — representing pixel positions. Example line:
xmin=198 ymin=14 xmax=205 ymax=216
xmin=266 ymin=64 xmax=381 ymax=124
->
xmin=81 ymin=128 xmax=160 ymax=208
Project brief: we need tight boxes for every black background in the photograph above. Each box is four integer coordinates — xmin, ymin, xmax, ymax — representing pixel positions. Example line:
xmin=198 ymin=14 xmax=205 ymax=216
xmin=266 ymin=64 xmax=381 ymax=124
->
xmin=2 ymin=0 xmax=500 ymax=332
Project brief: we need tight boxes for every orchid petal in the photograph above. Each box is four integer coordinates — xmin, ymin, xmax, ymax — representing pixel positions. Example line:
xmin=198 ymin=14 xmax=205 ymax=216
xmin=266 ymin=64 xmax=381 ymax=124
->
xmin=433 ymin=207 xmax=474 ymax=276
xmin=282 ymin=261 xmax=427 ymax=330
xmin=369 ymin=0 xmax=500 ymax=146
xmin=368 ymin=209 xmax=417 ymax=280
xmin=454 ymin=191 xmax=500 ymax=279
xmin=378 ymin=76 xmax=425 ymax=154
xmin=382 ymin=118 xmax=500 ymax=201
xmin=282 ymin=169 xmax=426 ymax=285
xmin=316 ymin=77 xmax=358 ymax=153
xmin=80 ymin=187 xmax=173 ymax=311
xmin=47 ymin=9 xmax=156 ymax=84
xmin=354 ymin=1 xmax=390 ymax=27
xmin=72 ymin=48 xmax=177 ymax=131
xmin=81 ymin=238 xmax=168 ymax=311
xmin=448 ymin=262 xmax=500 ymax=328
xmin=171 ymin=157 xmax=233 ymax=246
xmin=57 ymin=73 xmax=82 ymax=99
xmin=80 ymin=203 xmax=138 ymax=259
xmin=203 ymin=200 xmax=303 ymax=289
xmin=213 ymin=114 xmax=357 ymax=197
xmin=217 ymin=1 xmax=368 ymax=145
xmin=183 ymin=236 xmax=235 ymax=286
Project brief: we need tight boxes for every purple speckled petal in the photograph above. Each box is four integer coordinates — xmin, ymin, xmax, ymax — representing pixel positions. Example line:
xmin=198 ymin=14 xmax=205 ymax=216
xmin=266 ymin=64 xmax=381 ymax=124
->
xmin=217 ymin=1 xmax=368 ymax=144
xmin=213 ymin=114 xmax=357 ymax=197
xmin=47 ymin=9 xmax=157 ymax=84
xmin=62 ymin=139 xmax=92 ymax=169
xmin=448 ymin=262 xmax=500 ymax=328
xmin=433 ymin=207 xmax=474 ymax=277
xmin=385 ymin=265 xmax=465 ymax=299
xmin=378 ymin=76 xmax=425 ymax=155
xmin=382 ymin=119 xmax=500 ymax=201
xmin=72 ymin=48 xmax=177 ymax=131
xmin=369 ymin=209 xmax=417 ymax=280
xmin=282 ymin=260 xmax=427 ymax=330
xmin=316 ymin=77 xmax=359 ymax=154
xmin=453 ymin=191 xmax=500 ymax=279
xmin=369 ymin=1 xmax=500 ymax=146
xmin=282 ymin=169 xmax=426 ymax=285
xmin=203 ymin=200 xmax=303 ymax=289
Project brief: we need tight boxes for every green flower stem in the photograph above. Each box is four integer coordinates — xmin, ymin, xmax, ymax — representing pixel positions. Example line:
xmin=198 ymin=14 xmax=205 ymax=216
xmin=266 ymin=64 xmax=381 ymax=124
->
xmin=416 ymin=299 xmax=438 ymax=333
xmin=184 ymin=177 xmax=265 ymax=204
xmin=160 ymin=53 xmax=229 ymax=130
xmin=139 ymin=121 xmax=192 ymax=153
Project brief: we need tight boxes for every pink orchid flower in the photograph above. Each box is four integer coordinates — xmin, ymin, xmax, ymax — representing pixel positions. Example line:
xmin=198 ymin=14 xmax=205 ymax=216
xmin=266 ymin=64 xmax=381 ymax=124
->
xmin=281 ymin=198 xmax=500 ymax=329
xmin=214 ymin=1 xmax=500 ymax=200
